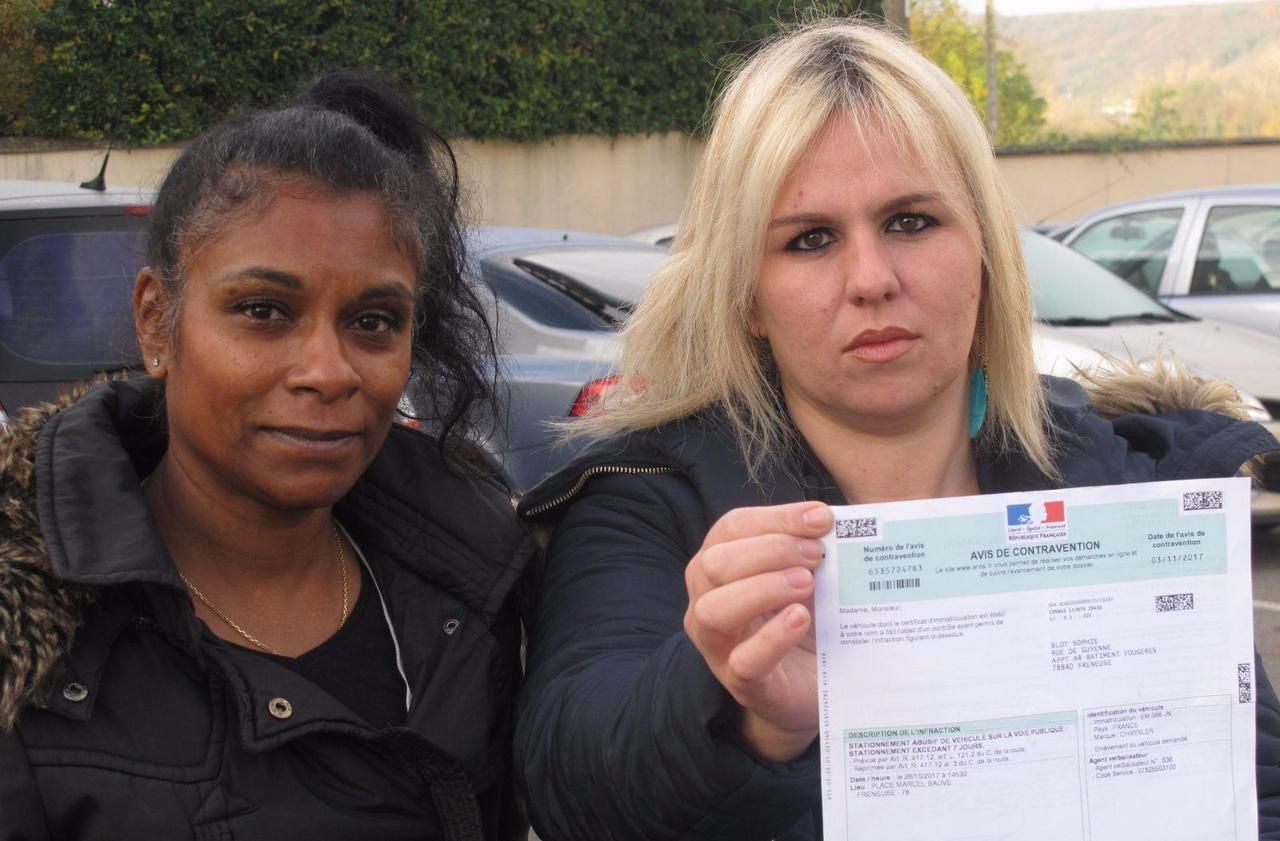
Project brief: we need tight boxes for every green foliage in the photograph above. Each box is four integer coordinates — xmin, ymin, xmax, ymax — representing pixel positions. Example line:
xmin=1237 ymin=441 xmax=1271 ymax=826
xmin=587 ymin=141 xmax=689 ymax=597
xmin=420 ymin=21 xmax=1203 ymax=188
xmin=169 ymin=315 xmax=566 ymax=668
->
xmin=0 ymin=0 xmax=52 ymax=134
xmin=11 ymin=0 xmax=880 ymax=143
xmin=909 ymin=0 xmax=1046 ymax=146
xmin=1130 ymin=85 xmax=1192 ymax=142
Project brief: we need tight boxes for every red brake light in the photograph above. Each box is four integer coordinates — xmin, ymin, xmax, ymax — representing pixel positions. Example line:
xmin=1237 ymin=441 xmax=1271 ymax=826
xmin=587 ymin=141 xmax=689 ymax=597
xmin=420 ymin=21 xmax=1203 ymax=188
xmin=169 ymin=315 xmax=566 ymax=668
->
xmin=569 ymin=376 xmax=621 ymax=417
xmin=121 ymin=205 xmax=152 ymax=216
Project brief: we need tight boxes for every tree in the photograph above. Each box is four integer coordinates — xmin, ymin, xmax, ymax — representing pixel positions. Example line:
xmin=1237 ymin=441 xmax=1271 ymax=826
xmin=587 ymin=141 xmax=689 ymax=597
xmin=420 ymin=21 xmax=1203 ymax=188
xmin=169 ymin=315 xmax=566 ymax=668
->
xmin=0 ymin=0 xmax=52 ymax=134
xmin=910 ymin=0 xmax=1047 ymax=146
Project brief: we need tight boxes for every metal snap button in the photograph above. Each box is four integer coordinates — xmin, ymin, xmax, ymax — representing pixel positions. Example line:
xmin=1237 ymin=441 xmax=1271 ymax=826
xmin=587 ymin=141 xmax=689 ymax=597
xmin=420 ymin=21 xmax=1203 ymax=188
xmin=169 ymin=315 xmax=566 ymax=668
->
xmin=62 ymin=682 xmax=89 ymax=703
xmin=267 ymin=697 xmax=293 ymax=719
xmin=442 ymin=618 xmax=460 ymax=635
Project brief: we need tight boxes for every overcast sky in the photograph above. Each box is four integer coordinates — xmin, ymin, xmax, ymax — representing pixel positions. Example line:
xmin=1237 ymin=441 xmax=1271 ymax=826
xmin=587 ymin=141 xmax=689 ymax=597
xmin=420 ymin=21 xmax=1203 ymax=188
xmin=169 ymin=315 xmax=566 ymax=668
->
xmin=957 ymin=0 xmax=1267 ymax=15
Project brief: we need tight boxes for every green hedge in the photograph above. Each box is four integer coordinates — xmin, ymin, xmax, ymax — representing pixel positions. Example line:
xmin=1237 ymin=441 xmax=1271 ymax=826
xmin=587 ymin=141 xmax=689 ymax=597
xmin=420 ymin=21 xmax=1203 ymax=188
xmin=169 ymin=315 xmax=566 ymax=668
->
xmin=12 ymin=0 xmax=880 ymax=144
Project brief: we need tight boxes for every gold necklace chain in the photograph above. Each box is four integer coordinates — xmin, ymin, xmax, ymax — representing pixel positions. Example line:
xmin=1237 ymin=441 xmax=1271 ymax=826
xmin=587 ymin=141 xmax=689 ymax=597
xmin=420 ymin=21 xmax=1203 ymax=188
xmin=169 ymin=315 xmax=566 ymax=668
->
xmin=174 ymin=519 xmax=349 ymax=656
xmin=139 ymin=475 xmax=350 ymax=654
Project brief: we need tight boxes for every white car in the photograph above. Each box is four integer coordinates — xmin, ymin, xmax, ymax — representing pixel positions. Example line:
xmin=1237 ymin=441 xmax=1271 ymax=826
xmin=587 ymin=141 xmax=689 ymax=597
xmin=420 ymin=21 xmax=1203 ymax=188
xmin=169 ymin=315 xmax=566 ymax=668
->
xmin=1056 ymin=185 xmax=1280 ymax=337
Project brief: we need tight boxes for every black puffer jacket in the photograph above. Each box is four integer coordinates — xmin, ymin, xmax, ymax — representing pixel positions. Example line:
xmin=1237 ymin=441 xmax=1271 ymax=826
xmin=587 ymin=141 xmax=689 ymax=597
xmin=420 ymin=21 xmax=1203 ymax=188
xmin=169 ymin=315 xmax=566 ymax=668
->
xmin=515 ymin=376 xmax=1280 ymax=841
xmin=0 ymin=378 xmax=531 ymax=841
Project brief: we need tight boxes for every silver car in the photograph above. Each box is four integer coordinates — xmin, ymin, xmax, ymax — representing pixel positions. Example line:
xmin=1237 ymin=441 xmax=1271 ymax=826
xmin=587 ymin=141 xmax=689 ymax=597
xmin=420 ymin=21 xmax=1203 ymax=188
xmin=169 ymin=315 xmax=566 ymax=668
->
xmin=1056 ymin=185 xmax=1280 ymax=337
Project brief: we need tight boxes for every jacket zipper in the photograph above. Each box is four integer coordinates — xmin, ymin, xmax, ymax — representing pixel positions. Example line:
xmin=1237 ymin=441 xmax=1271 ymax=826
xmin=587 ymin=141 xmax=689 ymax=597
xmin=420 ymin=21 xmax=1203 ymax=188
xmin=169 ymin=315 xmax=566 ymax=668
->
xmin=521 ymin=464 xmax=676 ymax=518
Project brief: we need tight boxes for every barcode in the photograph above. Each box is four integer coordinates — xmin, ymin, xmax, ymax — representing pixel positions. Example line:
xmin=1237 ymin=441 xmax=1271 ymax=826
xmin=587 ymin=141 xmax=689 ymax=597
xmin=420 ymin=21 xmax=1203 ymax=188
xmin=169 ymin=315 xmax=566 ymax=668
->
xmin=1240 ymin=662 xmax=1253 ymax=704
xmin=836 ymin=517 xmax=879 ymax=539
xmin=1155 ymin=593 xmax=1194 ymax=612
xmin=869 ymin=577 xmax=921 ymax=592
xmin=1182 ymin=490 xmax=1223 ymax=512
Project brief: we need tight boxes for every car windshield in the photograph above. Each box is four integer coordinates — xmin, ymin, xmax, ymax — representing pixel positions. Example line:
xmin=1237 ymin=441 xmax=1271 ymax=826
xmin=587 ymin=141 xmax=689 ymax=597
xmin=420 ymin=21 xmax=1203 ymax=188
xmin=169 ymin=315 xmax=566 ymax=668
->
xmin=1023 ymin=230 xmax=1180 ymax=325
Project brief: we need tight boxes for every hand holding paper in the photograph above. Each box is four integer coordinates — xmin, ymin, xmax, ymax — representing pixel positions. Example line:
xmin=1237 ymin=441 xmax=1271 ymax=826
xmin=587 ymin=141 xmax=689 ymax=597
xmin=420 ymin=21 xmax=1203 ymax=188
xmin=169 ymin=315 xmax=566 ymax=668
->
xmin=683 ymin=501 xmax=832 ymax=761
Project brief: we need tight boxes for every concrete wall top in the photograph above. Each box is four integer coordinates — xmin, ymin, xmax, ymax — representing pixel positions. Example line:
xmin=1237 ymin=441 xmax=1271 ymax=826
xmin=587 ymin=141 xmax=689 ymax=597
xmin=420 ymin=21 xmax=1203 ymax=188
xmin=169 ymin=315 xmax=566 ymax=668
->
xmin=4 ymin=134 xmax=1279 ymax=234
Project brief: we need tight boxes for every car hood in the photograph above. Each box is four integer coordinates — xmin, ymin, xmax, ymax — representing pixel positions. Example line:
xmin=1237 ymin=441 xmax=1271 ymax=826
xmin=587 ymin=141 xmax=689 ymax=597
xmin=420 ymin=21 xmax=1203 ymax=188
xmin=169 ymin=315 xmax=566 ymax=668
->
xmin=1033 ymin=319 xmax=1280 ymax=402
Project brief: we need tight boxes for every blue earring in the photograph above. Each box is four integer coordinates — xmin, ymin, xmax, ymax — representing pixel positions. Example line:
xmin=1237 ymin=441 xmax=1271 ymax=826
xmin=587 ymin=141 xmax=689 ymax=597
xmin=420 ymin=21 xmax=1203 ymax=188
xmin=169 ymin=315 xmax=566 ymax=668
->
xmin=968 ymin=367 xmax=987 ymax=439
xmin=968 ymin=308 xmax=988 ymax=439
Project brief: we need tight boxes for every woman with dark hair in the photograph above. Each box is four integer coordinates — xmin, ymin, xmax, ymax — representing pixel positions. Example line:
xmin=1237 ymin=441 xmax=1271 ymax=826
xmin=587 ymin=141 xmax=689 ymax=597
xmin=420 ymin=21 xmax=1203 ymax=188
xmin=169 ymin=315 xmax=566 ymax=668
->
xmin=0 ymin=74 xmax=528 ymax=840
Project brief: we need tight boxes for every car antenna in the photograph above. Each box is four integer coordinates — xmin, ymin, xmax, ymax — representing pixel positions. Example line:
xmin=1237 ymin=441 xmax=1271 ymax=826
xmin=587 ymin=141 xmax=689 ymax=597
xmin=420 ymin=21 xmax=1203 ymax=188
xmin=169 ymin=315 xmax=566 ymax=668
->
xmin=79 ymin=142 xmax=112 ymax=192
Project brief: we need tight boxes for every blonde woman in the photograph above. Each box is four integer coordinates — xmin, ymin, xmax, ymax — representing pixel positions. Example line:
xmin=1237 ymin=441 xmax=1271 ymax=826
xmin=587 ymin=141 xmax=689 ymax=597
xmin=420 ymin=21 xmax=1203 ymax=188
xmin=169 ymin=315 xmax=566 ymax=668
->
xmin=515 ymin=19 xmax=1280 ymax=841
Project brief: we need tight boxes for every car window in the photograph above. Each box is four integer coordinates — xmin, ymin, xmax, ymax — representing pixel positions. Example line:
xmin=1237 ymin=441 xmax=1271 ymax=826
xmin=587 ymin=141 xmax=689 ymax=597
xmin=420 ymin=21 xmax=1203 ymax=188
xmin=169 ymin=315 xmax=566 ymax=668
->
xmin=0 ymin=216 xmax=145 ymax=365
xmin=1070 ymin=208 xmax=1183 ymax=296
xmin=1024 ymin=231 xmax=1175 ymax=323
xmin=1189 ymin=205 xmax=1280 ymax=295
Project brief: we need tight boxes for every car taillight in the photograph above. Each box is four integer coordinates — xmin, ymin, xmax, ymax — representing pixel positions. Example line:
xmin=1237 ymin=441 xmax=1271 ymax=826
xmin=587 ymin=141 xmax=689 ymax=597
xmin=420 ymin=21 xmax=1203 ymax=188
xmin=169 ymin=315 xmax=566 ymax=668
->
xmin=121 ymin=205 xmax=152 ymax=216
xmin=569 ymin=376 xmax=621 ymax=417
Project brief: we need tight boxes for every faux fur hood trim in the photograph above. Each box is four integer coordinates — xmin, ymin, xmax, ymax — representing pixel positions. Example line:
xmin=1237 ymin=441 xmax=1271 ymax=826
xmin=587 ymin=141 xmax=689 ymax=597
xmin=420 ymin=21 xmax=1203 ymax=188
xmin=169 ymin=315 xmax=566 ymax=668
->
xmin=0 ymin=381 xmax=100 ymax=732
xmin=1072 ymin=356 xmax=1266 ymax=481
xmin=1074 ymin=355 xmax=1254 ymax=422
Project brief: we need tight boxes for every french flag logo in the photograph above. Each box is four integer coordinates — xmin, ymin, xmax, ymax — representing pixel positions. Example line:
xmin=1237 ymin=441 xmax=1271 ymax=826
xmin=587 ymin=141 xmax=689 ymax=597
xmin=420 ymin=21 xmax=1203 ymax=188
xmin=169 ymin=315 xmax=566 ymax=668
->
xmin=1007 ymin=501 xmax=1065 ymax=526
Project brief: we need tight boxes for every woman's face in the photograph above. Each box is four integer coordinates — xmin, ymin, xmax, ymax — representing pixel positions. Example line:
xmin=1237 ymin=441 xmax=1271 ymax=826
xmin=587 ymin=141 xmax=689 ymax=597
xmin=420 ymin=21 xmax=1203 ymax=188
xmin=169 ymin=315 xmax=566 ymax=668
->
xmin=752 ymin=115 xmax=983 ymax=436
xmin=151 ymin=185 xmax=416 ymax=511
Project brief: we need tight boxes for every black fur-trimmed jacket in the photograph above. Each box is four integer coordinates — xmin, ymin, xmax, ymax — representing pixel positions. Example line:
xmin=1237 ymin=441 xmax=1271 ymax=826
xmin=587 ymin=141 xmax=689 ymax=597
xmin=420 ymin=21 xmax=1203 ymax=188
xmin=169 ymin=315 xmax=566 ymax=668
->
xmin=0 ymin=378 xmax=531 ymax=841
xmin=515 ymin=374 xmax=1280 ymax=841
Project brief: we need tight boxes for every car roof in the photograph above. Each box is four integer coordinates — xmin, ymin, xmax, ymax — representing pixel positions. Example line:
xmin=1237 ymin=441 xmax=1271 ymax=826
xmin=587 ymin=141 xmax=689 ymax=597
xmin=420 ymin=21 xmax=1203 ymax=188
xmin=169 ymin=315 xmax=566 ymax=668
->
xmin=1087 ymin=183 xmax=1280 ymax=209
xmin=471 ymin=225 xmax=660 ymax=257
xmin=0 ymin=179 xmax=155 ymax=211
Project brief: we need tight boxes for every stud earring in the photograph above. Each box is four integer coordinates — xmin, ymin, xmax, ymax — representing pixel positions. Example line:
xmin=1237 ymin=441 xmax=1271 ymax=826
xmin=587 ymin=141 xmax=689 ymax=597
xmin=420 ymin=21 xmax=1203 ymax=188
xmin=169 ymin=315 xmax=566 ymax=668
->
xmin=151 ymin=357 xmax=161 ymax=368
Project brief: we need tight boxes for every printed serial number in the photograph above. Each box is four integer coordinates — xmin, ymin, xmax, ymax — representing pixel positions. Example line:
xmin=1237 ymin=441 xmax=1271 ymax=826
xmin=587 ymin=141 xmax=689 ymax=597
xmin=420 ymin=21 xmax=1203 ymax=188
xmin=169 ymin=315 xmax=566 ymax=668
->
xmin=1151 ymin=553 xmax=1203 ymax=564
xmin=868 ymin=565 xmax=923 ymax=576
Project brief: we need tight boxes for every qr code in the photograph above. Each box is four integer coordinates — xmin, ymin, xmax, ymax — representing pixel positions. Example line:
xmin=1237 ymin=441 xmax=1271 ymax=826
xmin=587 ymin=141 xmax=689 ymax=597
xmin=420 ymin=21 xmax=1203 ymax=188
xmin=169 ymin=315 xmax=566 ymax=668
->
xmin=1240 ymin=662 xmax=1253 ymax=704
xmin=1155 ymin=593 xmax=1195 ymax=612
xmin=1182 ymin=490 xmax=1223 ymax=512
xmin=835 ymin=517 xmax=879 ymax=539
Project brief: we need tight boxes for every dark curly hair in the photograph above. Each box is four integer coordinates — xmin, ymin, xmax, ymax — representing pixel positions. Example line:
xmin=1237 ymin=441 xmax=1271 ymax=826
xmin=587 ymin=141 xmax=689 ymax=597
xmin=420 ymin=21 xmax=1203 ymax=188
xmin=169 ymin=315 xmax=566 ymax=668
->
xmin=144 ymin=72 xmax=497 ymax=470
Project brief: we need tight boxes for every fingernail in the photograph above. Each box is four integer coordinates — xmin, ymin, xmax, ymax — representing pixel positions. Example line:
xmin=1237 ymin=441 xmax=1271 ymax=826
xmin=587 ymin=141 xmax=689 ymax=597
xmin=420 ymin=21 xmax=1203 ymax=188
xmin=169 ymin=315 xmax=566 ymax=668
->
xmin=802 ymin=505 xmax=831 ymax=529
xmin=799 ymin=539 xmax=823 ymax=560
xmin=785 ymin=605 xmax=808 ymax=628
xmin=785 ymin=568 xmax=812 ymax=589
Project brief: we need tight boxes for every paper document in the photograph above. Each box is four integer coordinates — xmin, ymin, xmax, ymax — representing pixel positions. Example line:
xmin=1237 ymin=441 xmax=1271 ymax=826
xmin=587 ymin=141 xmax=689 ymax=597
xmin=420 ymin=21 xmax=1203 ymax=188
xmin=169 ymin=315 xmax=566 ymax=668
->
xmin=815 ymin=477 xmax=1257 ymax=840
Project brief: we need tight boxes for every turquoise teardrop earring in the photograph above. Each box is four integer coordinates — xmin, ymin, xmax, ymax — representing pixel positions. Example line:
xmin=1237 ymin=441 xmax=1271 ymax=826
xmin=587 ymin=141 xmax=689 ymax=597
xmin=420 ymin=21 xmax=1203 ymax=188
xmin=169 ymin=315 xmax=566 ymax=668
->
xmin=968 ymin=310 xmax=988 ymax=439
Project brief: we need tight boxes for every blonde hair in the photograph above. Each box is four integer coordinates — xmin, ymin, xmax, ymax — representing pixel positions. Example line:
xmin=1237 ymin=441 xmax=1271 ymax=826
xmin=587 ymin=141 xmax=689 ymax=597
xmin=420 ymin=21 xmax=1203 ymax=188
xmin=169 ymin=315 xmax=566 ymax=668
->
xmin=577 ymin=18 xmax=1054 ymax=481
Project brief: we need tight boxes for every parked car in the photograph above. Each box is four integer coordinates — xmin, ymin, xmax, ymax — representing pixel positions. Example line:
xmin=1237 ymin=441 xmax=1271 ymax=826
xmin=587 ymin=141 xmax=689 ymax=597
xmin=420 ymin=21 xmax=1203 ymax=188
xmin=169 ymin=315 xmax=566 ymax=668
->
xmin=471 ymin=226 xmax=669 ymax=361
xmin=0 ymin=179 xmax=152 ymax=424
xmin=0 ymin=180 xmax=620 ymax=490
xmin=1055 ymin=184 xmax=1280 ymax=336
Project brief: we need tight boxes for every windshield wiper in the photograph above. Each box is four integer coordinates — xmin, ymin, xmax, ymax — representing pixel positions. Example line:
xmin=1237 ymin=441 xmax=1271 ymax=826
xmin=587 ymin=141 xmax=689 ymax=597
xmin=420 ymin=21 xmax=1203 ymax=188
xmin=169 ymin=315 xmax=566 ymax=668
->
xmin=513 ymin=257 xmax=633 ymax=325
xmin=1104 ymin=312 xmax=1178 ymax=324
xmin=1037 ymin=316 xmax=1113 ymax=327
xmin=1038 ymin=312 xmax=1177 ymax=327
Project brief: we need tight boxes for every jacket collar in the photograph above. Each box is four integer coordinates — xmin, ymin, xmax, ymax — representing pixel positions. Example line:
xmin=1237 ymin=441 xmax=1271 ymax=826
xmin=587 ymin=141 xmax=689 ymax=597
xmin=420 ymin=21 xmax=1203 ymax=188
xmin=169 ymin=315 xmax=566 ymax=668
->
xmin=33 ymin=377 xmax=524 ymax=621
